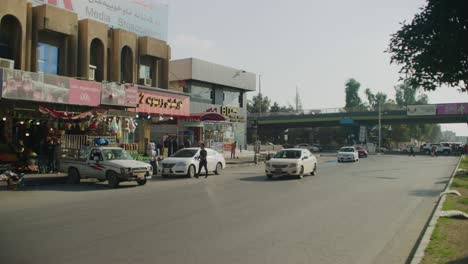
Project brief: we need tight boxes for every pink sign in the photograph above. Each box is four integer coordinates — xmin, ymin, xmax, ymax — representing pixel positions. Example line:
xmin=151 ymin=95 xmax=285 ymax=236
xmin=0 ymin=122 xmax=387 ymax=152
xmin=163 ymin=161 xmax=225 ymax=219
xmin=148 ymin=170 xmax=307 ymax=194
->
xmin=125 ymin=84 xmax=138 ymax=107
xmin=436 ymin=103 xmax=468 ymax=115
xmin=69 ymin=79 xmax=101 ymax=106
xmin=136 ymin=89 xmax=190 ymax=116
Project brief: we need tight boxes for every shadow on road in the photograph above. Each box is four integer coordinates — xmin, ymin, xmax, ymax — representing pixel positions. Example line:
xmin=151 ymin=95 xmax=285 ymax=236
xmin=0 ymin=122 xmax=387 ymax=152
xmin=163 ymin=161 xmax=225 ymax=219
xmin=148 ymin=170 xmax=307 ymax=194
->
xmin=376 ymin=176 xmax=399 ymax=180
xmin=240 ymin=175 xmax=303 ymax=182
xmin=408 ymin=189 xmax=441 ymax=197
xmin=18 ymin=182 xmax=138 ymax=192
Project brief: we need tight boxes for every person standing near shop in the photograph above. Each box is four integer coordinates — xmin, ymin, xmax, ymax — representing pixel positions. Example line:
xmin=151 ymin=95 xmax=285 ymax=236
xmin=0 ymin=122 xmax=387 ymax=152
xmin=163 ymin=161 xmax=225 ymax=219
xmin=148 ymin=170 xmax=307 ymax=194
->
xmin=196 ymin=144 xmax=208 ymax=178
xmin=183 ymin=136 xmax=191 ymax=148
xmin=171 ymin=137 xmax=178 ymax=155
xmin=231 ymin=141 xmax=237 ymax=159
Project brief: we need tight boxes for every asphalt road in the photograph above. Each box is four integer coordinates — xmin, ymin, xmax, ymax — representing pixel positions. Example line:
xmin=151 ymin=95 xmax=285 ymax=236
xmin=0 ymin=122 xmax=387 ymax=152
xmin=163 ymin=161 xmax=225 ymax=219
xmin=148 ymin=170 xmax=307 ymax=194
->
xmin=0 ymin=155 xmax=459 ymax=264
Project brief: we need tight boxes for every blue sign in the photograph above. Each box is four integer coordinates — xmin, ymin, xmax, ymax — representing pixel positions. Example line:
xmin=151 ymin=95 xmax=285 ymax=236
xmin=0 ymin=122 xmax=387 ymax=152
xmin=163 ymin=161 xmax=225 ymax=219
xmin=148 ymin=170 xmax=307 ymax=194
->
xmin=340 ymin=118 xmax=354 ymax=125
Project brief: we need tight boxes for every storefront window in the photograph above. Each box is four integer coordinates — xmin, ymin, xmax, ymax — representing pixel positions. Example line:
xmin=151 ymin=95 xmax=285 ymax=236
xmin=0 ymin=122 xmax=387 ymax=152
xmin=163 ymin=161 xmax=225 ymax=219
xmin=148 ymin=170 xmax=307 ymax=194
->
xmin=223 ymin=89 xmax=240 ymax=107
xmin=139 ymin=65 xmax=152 ymax=79
xmin=189 ymin=83 xmax=214 ymax=104
xmin=38 ymin=43 xmax=59 ymax=75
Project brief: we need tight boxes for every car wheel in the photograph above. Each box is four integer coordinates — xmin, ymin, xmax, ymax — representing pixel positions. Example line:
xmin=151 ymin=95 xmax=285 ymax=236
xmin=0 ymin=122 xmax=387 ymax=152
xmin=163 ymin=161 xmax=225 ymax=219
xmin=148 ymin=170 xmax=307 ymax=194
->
xmin=137 ymin=178 xmax=147 ymax=186
xmin=107 ymin=171 xmax=120 ymax=188
xmin=298 ymin=166 xmax=304 ymax=179
xmin=187 ymin=165 xmax=195 ymax=178
xmin=214 ymin=162 xmax=223 ymax=175
xmin=161 ymin=174 xmax=168 ymax=178
xmin=67 ymin=168 xmax=80 ymax=185
xmin=311 ymin=163 xmax=317 ymax=175
xmin=425 ymin=150 xmax=430 ymax=155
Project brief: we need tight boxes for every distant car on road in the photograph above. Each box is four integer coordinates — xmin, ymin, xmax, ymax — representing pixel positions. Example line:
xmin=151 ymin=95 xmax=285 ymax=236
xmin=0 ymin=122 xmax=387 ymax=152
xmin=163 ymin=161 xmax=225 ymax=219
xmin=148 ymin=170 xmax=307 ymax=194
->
xmin=421 ymin=143 xmax=450 ymax=155
xmin=159 ymin=148 xmax=225 ymax=178
xmin=355 ymin=146 xmax=368 ymax=158
xmin=294 ymin=143 xmax=320 ymax=152
xmin=265 ymin=148 xmax=317 ymax=179
xmin=337 ymin=146 xmax=359 ymax=162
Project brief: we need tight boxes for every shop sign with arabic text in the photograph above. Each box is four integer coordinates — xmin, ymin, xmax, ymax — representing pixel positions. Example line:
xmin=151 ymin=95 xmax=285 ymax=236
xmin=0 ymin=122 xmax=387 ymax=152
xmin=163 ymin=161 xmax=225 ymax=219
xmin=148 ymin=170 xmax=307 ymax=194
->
xmin=136 ymin=89 xmax=189 ymax=116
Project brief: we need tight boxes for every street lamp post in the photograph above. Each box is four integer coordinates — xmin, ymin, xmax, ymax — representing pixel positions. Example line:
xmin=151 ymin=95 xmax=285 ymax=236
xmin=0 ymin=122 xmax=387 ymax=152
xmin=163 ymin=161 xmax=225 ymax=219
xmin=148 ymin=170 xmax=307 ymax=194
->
xmin=378 ymin=101 xmax=382 ymax=153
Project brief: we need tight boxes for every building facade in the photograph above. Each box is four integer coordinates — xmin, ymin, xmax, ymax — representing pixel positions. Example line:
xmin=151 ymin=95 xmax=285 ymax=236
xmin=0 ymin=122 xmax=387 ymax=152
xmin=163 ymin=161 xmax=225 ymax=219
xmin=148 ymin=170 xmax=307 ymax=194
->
xmin=0 ymin=0 xmax=186 ymax=169
xmin=169 ymin=58 xmax=256 ymax=152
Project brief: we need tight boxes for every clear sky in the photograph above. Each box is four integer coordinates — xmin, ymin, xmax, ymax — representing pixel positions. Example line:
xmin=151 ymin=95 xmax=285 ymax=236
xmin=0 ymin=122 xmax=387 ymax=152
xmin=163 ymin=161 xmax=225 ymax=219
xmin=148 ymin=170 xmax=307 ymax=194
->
xmin=167 ymin=0 xmax=468 ymax=136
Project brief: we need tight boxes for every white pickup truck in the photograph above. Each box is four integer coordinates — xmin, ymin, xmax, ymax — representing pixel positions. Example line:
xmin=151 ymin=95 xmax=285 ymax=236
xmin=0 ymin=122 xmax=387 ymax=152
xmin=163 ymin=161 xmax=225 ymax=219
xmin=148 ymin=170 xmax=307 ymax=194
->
xmin=60 ymin=147 xmax=152 ymax=188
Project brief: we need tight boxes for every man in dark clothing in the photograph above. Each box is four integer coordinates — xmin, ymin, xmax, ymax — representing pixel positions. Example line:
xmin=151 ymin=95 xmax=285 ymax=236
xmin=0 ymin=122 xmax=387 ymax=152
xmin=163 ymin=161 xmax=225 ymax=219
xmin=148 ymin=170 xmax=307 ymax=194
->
xmin=196 ymin=143 xmax=208 ymax=178
xmin=183 ymin=136 xmax=191 ymax=148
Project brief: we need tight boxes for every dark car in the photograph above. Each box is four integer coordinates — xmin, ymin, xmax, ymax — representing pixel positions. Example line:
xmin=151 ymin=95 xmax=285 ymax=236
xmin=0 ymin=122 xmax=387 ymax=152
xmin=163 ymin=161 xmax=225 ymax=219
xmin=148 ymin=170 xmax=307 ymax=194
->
xmin=356 ymin=146 xmax=368 ymax=158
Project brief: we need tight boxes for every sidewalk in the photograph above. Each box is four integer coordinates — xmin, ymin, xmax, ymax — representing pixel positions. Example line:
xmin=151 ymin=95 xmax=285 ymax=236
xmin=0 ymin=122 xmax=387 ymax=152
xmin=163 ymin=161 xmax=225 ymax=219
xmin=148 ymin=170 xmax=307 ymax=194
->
xmin=22 ymin=173 xmax=68 ymax=186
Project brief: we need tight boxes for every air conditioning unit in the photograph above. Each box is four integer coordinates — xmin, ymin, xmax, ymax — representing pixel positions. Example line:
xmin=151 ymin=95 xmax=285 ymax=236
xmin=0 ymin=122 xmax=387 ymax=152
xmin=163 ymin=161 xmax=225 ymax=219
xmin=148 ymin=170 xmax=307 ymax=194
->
xmin=140 ymin=78 xmax=152 ymax=87
xmin=0 ymin=58 xmax=14 ymax=69
xmin=88 ymin=65 xmax=96 ymax=81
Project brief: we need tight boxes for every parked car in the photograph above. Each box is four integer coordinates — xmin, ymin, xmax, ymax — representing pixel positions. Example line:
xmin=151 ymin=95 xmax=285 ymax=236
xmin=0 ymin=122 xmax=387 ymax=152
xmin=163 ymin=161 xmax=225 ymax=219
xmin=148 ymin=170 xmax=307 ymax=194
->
xmin=60 ymin=147 xmax=153 ymax=188
xmin=159 ymin=148 xmax=225 ymax=178
xmin=265 ymin=148 xmax=317 ymax=179
xmin=337 ymin=146 xmax=359 ymax=162
xmin=294 ymin=143 xmax=320 ymax=152
xmin=421 ymin=143 xmax=450 ymax=155
xmin=355 ymin=146 xmax=368 ymax=158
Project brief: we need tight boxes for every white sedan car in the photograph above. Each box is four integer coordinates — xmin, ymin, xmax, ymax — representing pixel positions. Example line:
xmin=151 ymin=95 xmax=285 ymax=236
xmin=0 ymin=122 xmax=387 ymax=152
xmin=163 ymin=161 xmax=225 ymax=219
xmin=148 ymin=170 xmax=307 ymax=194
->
xmin=337 ymin=146 xmax=359 ymax=162
xmin=265 ymin=148 xmax=317 ymax=179
xmin=159 ymin=148 xmax=226 ymax=178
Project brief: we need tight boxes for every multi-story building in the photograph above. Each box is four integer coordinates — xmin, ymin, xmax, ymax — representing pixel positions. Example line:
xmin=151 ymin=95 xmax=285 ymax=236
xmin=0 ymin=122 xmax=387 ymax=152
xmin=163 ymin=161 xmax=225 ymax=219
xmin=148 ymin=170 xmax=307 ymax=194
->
xmin=169 ymin=58 xmax=256 ymax=152
xmin=0 ymin=0 xmax=192 ymax=160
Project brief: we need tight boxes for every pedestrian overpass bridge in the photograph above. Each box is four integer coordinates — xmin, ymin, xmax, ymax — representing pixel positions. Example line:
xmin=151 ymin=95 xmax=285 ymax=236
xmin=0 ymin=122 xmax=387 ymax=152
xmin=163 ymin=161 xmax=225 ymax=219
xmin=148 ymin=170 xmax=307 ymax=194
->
xmin=248 ymin=103 xmax=468 ymax=129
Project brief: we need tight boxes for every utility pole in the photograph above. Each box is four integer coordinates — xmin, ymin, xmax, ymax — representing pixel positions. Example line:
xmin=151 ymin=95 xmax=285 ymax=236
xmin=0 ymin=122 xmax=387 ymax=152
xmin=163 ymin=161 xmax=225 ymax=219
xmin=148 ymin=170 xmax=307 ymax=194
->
xmin=295 ymin=85 xmax=299 ymax=113
xmin=378 ymin=100 xmax=382 ymax=153
xmin=257 ymin=73 xmax=262 ymax=114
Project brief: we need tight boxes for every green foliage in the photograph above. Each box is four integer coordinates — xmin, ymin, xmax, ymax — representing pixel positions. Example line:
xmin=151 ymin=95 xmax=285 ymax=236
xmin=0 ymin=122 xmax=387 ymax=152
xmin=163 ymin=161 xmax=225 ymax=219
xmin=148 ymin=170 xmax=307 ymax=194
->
xmin=344 ymin=79 xmax=366 ymax=112
xmin=270 ymin=102 xmax=295 ymax=113
xmin=388 ymin=0 xmax=468 ymax=92
xmin=247 ymin=94 xmax=271 ymax=113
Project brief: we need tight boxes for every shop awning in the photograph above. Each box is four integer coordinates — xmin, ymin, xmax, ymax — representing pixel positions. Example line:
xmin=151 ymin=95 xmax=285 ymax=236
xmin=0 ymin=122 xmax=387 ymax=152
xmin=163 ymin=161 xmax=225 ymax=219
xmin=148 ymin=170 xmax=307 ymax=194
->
xmin=191 ymin=112 xmax=226 ymax=122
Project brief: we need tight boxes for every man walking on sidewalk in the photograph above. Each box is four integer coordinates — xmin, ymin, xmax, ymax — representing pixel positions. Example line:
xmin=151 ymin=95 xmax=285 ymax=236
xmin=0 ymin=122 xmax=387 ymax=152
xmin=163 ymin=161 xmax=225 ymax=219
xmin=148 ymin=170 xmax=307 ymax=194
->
xmin=196 ymin=143 xmax=208 ymax=178
xmin=231 ymin=141 xmax=237 ymax=159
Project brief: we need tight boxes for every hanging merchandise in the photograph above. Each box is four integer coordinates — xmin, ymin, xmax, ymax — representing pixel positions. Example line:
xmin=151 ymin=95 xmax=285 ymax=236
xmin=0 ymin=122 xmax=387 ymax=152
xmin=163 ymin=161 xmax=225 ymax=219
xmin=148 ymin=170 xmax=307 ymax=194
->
xmin=88 ymin=118 xmax=99 ymax=130
xmin=122 ymin=118 xmax=130 ymax=132
xmin=116 ymin=118 xmax=122 ymax=139
xmin=109 ymin=117 xmax=119 ymax=134
xmin=129 ymin=118 xmax=137 ymax=133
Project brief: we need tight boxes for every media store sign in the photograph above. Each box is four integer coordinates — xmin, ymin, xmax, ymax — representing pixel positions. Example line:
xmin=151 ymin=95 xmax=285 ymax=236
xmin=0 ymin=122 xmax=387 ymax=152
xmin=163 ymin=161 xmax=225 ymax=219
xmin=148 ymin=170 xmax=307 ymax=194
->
xmin=29 ymin=0 xmax=168 ymax=41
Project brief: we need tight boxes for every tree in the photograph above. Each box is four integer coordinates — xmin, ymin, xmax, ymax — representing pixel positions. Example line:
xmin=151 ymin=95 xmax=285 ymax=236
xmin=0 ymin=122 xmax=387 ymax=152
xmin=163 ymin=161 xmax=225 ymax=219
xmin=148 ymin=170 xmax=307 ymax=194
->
xmin=344 ymin=79 xmax=365 ymax=111
xmin=247 ymin=94 xmax=271 ymax=113
xmin=388 ymin=0 xmax=468 ymax=92
xmin=364 ymin=89 xmax=388 ymax=111
xmin=270 ymin=102 xmax=281 ymax=112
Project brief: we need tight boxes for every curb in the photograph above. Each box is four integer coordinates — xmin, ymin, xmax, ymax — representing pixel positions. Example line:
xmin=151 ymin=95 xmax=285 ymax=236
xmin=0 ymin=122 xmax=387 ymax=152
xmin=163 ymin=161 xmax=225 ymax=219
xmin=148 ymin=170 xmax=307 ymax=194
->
xmin=408 ymin=156 xmax=463 ymax=264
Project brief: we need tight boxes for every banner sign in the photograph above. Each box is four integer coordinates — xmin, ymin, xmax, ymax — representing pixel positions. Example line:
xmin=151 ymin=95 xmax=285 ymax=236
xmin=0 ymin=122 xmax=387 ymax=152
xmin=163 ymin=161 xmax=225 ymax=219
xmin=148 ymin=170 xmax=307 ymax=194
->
xmin=125 ymin=84 xmax=138 ymax=107
xmin=205 ymin=105 xmax=246 ymax=122
xmin=407 ymin=105 xmax=436 ymax=116
xmin=436 ymin=103 xmax=468 ymax=115
xmin=1 ymin=68 xmax=69 ymax=103
xmin=29 ymin=0 xmax=168 ymax=41
xmin=69 ymin=79 xmax=101 ymax=106
xmin=101 ymin=83 xmax=138 ymax=107
xmin=136 ymin=89 xmax=190 ymax=116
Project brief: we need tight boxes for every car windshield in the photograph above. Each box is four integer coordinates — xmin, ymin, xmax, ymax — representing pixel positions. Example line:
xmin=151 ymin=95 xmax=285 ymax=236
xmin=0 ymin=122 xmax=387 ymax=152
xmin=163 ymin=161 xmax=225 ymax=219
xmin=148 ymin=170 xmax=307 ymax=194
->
xmin=172 ymin=149 xmax=198 ymax=158
xmin=340 ymin=148 xmax=355 ymax=152
xmin=101 ymin=149 xmax=133 ymax=160
xmin=273 ymin=150 xmax=302 ymax=159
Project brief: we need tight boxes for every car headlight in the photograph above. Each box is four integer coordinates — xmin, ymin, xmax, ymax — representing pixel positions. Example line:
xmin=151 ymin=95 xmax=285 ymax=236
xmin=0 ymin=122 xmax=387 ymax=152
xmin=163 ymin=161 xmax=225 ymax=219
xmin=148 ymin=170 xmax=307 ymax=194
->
xmin=120 ymin=168 xmax=131 ymax=175
xmin=289 ymin=163 xmax=297 ymax=168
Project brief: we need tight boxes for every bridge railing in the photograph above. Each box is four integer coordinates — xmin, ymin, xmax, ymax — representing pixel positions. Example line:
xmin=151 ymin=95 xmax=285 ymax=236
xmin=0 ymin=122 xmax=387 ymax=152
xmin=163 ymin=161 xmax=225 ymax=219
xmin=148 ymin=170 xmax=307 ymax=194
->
xmin=248 ymin=106 xmax=409 ymax=118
